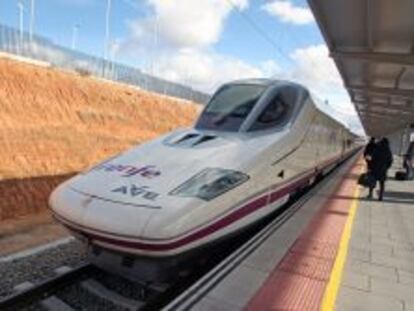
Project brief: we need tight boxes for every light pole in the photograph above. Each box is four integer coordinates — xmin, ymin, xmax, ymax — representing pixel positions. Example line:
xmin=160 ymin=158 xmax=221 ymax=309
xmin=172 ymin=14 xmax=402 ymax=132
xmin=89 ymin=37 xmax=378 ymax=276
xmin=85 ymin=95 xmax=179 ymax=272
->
xmin=103 ymin=0 xmax=111 ymax=78
xmin=29 ymin=0 xmax=35 ymax=41
xmin=152 ymin=15 xmax=158 ymax=76
xmin=71 ymin=23 xmax=80 ymax=50
xmin=104 ymin=0 xmax=111 ymax=60
xmin=17 ymin=1 xmax=24 ymax=49
xmin=109 ymin=41 xmax=118 ymax=80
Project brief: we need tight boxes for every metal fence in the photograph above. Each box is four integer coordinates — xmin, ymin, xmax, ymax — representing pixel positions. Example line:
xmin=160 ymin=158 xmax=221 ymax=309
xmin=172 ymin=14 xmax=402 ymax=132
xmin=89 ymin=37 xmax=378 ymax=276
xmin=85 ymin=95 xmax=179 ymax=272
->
xmin=0 ymin=24 xmax=209 ymax=104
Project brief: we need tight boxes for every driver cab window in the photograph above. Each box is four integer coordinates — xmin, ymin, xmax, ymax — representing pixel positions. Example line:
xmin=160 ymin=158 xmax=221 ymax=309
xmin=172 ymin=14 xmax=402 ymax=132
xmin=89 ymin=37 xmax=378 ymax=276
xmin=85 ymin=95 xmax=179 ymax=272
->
xmin=250 ymin=95 xmax=289 ymax=131
xmin=195 ymin=84 xmax=266 ymax=132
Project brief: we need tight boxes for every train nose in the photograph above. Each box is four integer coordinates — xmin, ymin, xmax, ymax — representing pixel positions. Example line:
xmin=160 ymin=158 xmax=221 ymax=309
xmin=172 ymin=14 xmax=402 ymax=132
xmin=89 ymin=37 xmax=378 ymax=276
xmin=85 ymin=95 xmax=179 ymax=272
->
xmin=49 ymin=181 xmax=155 ymax=238
xmin=49 ymin=182 xmax=87 ymax=228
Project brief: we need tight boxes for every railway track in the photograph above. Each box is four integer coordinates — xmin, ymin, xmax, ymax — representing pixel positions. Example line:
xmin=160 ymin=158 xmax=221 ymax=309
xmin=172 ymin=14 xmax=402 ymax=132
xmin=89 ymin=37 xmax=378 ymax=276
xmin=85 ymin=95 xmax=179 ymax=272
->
xmin=0 ymin=153 xmax=359 ymax=311
xmin=0 ymin=262 xmax=173 ymax=311
xmin=0 ymin=253 xmax=231 ymax=311
xmin=0 ymin=240 xmax=242 ymax=311
xmin=0 ymin=263 xmax=94 ymax=311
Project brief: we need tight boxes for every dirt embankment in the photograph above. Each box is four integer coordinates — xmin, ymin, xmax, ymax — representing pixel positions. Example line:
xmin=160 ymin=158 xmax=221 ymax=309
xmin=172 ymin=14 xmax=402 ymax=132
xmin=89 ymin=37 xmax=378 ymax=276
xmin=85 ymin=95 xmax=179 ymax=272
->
xmin=0 ymin=57 xmax=201 ymax=221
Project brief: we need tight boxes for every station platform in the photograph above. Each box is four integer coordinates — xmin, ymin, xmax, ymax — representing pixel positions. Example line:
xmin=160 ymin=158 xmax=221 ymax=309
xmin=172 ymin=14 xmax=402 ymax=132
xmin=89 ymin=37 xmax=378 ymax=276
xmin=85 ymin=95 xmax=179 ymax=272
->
xmin=165 ymin=154 xmax=414 ymax=311
xmin=336 ymin=159 xmax=414 ymax=311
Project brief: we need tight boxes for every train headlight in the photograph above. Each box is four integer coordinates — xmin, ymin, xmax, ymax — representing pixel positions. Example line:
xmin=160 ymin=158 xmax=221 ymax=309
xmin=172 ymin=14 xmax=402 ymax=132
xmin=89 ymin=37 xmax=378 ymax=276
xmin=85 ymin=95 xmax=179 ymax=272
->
xmin=170 ymin=168 xmax=249 ymax=201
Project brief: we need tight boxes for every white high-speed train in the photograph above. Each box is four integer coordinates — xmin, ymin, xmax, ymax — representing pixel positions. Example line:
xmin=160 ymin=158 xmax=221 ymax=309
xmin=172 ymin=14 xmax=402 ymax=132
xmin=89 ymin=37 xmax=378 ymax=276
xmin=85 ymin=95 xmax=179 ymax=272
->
xmin=50 ymin=79 xmax=358 ymax=280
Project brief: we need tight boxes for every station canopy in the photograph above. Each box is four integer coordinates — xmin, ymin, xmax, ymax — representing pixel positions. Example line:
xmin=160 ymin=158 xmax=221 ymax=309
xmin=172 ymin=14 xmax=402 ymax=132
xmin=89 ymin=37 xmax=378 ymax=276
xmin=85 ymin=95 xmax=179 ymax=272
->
xmin=308 ymin=0 xmax=414 ymax=136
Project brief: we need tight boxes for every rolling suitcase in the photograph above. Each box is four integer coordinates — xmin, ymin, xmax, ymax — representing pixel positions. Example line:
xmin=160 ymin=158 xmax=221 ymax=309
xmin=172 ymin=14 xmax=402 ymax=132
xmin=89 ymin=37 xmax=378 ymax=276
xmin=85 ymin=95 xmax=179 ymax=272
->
xmin=395 ymin=171 xmax=407 ymax=181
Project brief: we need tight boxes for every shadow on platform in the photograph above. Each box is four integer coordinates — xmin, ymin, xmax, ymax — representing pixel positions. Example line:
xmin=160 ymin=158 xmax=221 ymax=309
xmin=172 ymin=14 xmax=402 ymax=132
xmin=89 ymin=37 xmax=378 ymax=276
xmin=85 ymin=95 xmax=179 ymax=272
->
xmin=330 ymin=191 xmax=414 ymax=205
xmin=383 ymin=190 xmax=414 ymax=202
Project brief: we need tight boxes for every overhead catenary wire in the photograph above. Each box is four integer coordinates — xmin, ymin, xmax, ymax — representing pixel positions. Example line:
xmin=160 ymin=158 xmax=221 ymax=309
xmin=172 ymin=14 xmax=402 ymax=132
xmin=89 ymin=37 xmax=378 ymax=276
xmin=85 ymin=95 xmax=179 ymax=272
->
xmin=224 ymin=0 xmax=294 ymax=66
xmin=224 ymin=0 xmax=336 ymax=87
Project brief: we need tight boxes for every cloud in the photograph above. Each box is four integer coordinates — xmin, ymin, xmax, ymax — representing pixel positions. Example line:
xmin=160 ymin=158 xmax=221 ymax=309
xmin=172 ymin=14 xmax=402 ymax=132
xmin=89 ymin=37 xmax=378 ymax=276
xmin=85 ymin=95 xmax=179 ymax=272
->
xmin=119 ymin=1 xmax=360 ymax=133
xmin=119 ymin=0 xmax=281 ymax=93
xmin=288 ymin=44 xmax=341 ymax=93
xmin=129 ymin=0 xmax=248 ymax=49
xmin=263 ymin=0 xmax=314 ymax=25
xmin=153 ymin=49 xmax=278 ymax=93
xmin=285 ymin=44 xmax=363 ymax=134
xmin=260 ymin=60 xmax=280 ymax=77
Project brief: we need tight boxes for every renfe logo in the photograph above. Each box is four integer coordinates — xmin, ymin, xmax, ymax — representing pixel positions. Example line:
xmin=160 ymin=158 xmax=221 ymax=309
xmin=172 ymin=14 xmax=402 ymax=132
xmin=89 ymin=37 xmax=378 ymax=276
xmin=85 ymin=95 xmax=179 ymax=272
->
xmin=92 ymin=163 xmax=161 ymax=178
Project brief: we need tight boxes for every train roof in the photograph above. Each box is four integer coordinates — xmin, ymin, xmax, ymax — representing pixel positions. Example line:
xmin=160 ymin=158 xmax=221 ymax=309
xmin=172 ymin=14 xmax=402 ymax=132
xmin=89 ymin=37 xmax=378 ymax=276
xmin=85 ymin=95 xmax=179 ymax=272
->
xmin=224 ymin=78 xmax=307 ymax=90
xmin=209 ymin=78 xmax=356 ymax=136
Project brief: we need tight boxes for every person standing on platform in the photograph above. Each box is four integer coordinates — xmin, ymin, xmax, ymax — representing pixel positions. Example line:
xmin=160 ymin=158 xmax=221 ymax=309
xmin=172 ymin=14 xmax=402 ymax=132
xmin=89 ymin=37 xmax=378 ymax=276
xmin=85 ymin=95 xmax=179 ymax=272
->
xmin=368 ymin=138 xmax=393 ymax=201
xmin=404 ymin=140 xmax=414 ymax=180
xmin=363 ymin=137 xmax=376 ymax=172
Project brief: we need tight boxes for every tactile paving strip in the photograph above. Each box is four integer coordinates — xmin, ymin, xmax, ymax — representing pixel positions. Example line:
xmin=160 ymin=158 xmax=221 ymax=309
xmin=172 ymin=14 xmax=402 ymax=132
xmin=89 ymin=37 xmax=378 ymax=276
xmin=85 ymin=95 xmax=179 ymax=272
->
xmin=290 ymin=238 xmax=338 ymax=260
xmin=257 ymin=271 xmax=325 ymax=311
xmin=245 ymin=158 xmax=363 ymax=311
xmin=278 ymin=251 xmax=333 ymax=281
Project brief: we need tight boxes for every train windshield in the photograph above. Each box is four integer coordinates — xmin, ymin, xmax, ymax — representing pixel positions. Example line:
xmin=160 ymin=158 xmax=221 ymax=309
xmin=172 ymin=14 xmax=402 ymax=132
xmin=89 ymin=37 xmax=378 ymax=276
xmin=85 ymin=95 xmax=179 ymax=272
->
xmin=249 ymin=94 xmax=289 ymax=131
xmin=195 ymin=84 xmax=266 ymax=132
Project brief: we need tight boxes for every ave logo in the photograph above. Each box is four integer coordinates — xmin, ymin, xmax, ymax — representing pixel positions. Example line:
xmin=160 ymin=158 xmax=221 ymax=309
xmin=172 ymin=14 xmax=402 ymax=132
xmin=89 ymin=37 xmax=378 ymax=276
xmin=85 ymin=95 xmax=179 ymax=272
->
xmin=111 ymin=184 xmax=159 ymax=201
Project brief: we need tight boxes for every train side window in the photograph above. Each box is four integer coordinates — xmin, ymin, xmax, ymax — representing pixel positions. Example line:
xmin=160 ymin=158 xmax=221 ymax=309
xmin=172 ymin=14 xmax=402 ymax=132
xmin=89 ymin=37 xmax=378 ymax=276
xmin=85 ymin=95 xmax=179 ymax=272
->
xmin=249 ymin=94 xmax=289 ymax=131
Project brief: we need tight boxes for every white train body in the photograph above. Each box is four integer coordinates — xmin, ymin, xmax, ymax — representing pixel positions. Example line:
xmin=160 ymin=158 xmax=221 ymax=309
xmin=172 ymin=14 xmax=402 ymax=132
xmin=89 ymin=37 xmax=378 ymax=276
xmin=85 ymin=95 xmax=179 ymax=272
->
xmin=50 ymin=80 xmax=356 ymax=273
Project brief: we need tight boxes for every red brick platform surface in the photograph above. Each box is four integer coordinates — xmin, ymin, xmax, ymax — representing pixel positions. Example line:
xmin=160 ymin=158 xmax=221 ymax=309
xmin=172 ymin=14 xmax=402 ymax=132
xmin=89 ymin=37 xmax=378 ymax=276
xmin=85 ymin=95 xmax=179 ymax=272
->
xmin=245 ymin=158 xmax=363 ymax=310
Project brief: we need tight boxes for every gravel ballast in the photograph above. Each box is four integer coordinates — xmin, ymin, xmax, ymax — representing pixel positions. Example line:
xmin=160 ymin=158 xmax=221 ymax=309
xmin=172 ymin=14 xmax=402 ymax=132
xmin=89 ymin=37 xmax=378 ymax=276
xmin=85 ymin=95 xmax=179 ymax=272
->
xmin=0 ymin=239 xmax=87 ymax=298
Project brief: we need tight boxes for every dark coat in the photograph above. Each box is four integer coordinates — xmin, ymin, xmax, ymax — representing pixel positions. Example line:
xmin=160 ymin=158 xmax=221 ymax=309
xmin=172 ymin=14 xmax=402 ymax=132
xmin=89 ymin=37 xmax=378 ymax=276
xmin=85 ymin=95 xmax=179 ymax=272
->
xmin=364 ymin=141 xmax=376 ymax=171
xmin=364 ymin=141 xmax=376 ymax=158
xmin=371 ymin=142 xmax=393 ymax=182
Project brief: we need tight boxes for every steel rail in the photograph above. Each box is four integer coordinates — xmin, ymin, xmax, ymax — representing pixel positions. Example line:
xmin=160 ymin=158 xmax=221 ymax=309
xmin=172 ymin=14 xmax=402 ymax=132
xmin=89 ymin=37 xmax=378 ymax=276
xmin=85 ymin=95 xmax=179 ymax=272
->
xmin=0 ymin=263 xmax=97 ymax=311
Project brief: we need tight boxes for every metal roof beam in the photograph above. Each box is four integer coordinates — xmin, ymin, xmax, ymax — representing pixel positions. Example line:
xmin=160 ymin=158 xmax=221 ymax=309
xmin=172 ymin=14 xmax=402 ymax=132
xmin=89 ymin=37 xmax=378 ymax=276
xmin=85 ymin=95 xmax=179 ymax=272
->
xmin=348 ymin=85 xmax=414 ymax=99
xmin=359 ymin=108 xmax=412 ymax=118
xmin=332 ymin=51 xmax=414 ymax=66
xmin=358 ymin=108 xmax=414 ymax=117
xmin=354 ymin=100 xmax=414 ymax=113
xmin=359 ymin=111 xmax=405 ymax=120
xmin=358 ymin=108 xmax=414 ymax=119
xmin=360 ymin=120 xmax=413 ymax=134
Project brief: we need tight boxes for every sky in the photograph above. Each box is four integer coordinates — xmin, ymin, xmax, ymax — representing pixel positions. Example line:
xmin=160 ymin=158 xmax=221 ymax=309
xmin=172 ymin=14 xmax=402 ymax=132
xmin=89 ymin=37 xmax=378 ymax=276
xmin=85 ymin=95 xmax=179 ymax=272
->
xmin=0 ymin=0 xmax=363 ymax=135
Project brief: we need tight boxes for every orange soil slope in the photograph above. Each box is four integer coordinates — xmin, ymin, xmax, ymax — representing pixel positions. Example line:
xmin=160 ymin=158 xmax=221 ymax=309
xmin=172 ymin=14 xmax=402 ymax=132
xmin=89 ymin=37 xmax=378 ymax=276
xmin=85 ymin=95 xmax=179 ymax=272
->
xmin=0 ymin=57 xmax=201 ymax=220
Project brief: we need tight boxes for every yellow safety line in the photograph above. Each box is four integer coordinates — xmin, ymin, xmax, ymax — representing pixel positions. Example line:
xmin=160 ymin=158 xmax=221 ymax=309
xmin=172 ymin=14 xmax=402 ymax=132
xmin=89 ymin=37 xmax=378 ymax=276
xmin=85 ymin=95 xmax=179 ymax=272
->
xmin=320 ymin=171 xmax=362 ymax=311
